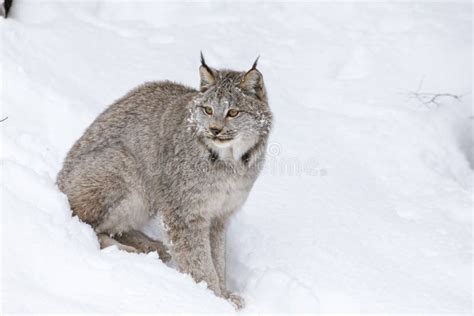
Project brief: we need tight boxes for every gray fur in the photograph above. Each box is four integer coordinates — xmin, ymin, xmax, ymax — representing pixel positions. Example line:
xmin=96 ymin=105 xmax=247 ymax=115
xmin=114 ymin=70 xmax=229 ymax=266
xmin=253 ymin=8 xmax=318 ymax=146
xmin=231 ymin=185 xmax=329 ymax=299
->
xmin=57 ymin=56 xmax=272 ymax=309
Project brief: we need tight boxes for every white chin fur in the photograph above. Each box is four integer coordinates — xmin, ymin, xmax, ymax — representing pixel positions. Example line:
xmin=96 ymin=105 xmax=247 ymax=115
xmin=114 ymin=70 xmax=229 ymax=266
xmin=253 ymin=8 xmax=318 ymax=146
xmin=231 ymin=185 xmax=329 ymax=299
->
xmin=212 ymin=139 xmax=233 ymax=148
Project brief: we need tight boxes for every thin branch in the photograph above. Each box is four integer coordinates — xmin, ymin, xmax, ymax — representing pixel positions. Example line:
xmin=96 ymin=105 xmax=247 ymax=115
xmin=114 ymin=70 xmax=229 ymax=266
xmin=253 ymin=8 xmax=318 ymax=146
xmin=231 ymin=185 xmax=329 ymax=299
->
xmin=408 ymin=78 xmax=463 ymax=107
xmin=408 ymin=92 xmax=462 ymax=107
xmin=415 ymin=75 xmax=425 ymax=93
xmin=0 ymin=116 xmax=8 ymax=122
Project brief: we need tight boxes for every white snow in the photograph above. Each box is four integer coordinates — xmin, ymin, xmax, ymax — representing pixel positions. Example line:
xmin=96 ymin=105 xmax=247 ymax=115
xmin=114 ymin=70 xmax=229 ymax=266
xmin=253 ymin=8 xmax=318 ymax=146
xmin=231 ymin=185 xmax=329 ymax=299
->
xmin=1 ymin=0 xmax=472 ymax=314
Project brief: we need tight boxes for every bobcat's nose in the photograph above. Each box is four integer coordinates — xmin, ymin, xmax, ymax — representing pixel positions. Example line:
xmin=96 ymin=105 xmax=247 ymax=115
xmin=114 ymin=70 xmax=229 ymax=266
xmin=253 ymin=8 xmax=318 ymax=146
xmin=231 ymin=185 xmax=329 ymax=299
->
xmin=209 ymin=127 xmax=223 ymax=136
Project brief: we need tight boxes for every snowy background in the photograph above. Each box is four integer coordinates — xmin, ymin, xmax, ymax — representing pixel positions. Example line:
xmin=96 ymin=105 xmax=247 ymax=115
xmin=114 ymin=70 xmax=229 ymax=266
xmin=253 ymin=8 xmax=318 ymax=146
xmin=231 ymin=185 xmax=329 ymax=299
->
xmin=1 ymin=0 xmax=472 ymax=313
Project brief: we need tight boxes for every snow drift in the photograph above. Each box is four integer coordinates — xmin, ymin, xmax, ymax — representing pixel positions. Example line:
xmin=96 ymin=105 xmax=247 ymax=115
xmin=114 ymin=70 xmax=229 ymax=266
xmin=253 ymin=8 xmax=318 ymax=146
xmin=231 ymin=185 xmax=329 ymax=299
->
xmin=1 ymin=0 xmax=472 ymax=313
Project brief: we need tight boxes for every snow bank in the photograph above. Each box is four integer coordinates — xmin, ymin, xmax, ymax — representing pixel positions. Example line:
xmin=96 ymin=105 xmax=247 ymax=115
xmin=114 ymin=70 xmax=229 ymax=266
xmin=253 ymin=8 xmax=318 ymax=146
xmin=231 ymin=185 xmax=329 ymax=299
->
xmin=1 ymin=0 xmax=472 ymax=313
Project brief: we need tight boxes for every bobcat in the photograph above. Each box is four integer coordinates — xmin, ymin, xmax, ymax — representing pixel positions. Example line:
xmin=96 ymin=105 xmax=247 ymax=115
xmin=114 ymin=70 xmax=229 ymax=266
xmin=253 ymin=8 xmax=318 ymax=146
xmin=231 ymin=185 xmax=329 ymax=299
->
xmin=56 ymin=54 xmax=272 ymax=309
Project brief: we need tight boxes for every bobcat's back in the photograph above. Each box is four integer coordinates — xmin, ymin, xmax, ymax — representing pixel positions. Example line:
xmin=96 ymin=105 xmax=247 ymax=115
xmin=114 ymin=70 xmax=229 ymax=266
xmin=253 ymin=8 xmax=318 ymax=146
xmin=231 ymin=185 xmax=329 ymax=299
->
xmin=57 ymin=81 xmax=197 ymax=190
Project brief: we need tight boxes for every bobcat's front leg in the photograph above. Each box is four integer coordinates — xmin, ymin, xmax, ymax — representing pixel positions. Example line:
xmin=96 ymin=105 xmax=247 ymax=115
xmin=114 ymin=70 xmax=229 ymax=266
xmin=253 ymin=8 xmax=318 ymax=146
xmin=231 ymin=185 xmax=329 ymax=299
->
xmin=168 ymin=214 xmax=221 ymax=296
xmin=210 ymin=217 xmax=226 ymax=292
xmin=210 ymin=216 xmax=245 ymax=309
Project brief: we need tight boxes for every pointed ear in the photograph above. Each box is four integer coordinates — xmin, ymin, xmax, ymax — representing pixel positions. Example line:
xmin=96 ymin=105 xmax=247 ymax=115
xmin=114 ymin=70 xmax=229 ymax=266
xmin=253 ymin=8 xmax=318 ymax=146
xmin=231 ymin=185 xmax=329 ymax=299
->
xmin=199 ymin=52 xmax=216 ymax=92
xmin=239 ymin=57 xmax=265 ymax=100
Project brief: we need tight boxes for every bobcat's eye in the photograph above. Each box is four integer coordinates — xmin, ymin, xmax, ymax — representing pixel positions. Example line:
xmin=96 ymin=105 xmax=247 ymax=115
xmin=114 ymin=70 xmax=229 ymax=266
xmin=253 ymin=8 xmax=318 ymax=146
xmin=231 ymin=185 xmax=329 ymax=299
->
xmin=203 ymin=106 xmax=213 ymax=115
xmin=227 ymin=109 xmax=239 ymax=118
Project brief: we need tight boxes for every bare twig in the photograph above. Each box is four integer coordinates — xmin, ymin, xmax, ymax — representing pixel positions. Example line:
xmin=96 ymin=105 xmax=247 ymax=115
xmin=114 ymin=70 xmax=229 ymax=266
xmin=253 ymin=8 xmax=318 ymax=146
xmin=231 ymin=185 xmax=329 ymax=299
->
xmin=408 ymin=77 xmax=463 ymax=107
xmin=415 ymin=75 xmax=425 ymax=92
xmin=0 ymin=116 xmax=8 ymax=122
xmin=408 ymin=92 xmax=462 ymax=107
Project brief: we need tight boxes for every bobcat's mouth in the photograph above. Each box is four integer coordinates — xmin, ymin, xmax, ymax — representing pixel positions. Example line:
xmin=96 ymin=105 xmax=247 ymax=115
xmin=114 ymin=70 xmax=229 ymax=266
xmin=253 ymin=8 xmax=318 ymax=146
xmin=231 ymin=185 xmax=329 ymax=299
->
xmin=213 ymin=137 xmax=233 ymax=142
xmin=211 ymin=137 xmax=234 ymax=148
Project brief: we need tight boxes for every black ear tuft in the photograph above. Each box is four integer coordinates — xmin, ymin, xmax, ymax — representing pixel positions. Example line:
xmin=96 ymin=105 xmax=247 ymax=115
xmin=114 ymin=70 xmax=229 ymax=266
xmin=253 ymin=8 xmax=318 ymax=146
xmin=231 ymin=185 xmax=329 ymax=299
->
xmin=239 ymin=56 xmax=265 ymax=100
xmin=200 ymin=51 xmax=211 ymax=73
xmin=250 ymin=56 xmax=260 ymax=70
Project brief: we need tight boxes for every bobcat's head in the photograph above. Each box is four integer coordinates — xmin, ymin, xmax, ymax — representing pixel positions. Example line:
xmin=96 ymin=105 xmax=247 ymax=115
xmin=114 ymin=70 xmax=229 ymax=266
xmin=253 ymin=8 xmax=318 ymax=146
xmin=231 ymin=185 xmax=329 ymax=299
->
xmin=190 ymin=53 xmax=272 ymax=160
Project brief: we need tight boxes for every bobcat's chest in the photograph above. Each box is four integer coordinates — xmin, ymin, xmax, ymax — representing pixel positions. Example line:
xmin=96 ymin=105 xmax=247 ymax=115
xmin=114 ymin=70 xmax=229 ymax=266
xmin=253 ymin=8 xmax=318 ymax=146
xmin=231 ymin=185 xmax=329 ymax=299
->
xmin=200 ymin=170 xmax=253 ymax=219
xmin=197 ymin=141 xmax=258 ymax=219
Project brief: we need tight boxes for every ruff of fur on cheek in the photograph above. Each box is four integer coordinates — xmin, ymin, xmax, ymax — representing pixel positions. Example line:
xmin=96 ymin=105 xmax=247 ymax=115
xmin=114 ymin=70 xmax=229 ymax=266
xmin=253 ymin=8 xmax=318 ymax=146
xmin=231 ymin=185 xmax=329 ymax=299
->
xmin=256 ymin=111 xmax=271 ymax=133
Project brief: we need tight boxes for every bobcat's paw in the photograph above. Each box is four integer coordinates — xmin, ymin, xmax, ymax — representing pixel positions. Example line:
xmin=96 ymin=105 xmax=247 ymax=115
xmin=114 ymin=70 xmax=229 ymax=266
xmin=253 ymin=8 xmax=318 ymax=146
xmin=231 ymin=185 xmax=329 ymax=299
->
xmin=157 ymin=248 xmax=172 ymax=263
xmin=226 ymin=292 xmax=245 ymax=310
xmin=145 ymin=240 xmax=171 ymax=263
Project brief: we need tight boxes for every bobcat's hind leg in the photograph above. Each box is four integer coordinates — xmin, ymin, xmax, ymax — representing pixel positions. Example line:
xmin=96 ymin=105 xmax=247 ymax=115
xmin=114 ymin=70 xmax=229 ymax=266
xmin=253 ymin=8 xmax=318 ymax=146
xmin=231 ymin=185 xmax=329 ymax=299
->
xmin=97 ymin=233 xmax=139 ymax=253
xmin=114 ymin=230 xmax=171 ymax=262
